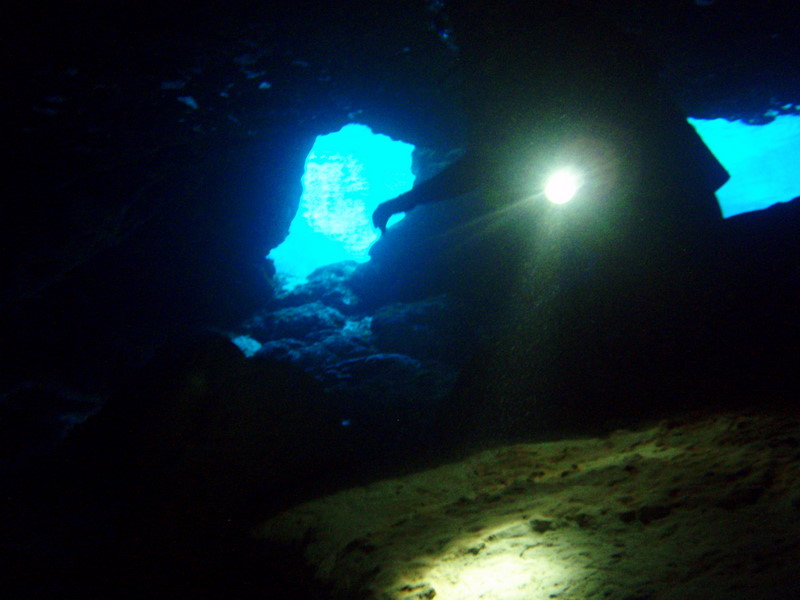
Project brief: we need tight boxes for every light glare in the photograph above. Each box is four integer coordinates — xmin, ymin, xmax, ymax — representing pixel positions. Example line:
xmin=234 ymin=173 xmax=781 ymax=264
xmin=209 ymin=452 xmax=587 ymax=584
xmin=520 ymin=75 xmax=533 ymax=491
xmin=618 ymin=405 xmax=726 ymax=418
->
xmin=544 ymin=168 xmax=581 ymax=204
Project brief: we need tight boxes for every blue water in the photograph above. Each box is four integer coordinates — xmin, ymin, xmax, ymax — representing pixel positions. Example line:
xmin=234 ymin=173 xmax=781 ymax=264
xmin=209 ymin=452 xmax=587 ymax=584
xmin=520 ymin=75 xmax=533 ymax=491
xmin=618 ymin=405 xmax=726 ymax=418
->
xmin=690 ymin=115 xmax=800 ymax=218
xmin=269 ymin=116 xmax=800 ymax=284
xmin=268 ymin=123 xmax=415 ymax=286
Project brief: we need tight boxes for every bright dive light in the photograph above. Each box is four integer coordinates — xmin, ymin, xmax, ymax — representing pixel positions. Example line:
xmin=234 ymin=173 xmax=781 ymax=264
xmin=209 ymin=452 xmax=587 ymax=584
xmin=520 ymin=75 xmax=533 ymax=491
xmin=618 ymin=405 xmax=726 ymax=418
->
xmin=544 ymin=168 xmax=582 ymax=204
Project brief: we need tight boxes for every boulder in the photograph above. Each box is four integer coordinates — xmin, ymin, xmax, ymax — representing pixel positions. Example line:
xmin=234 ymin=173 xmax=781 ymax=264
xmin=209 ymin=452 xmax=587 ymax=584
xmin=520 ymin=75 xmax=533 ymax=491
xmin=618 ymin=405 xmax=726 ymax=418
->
xmin=245 ymin=301 xmax=347 ymax=342
xmin=370 ymin=295 xmax=478 ymax=364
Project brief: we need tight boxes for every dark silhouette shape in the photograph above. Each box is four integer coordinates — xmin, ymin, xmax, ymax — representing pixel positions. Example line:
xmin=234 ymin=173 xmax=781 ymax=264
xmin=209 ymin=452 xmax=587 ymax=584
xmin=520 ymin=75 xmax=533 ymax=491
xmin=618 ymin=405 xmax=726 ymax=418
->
xmin=366 ymin=2 xmax=743 ymax=450
xmin=373 ymin=0 xmax=728 ymax=233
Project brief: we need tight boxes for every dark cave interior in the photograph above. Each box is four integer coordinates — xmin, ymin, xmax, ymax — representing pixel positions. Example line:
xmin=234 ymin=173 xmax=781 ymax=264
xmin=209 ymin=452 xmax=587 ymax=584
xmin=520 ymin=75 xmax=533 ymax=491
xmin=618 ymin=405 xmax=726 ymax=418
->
xmin=2 ymin=1 xmax=799 ymax=598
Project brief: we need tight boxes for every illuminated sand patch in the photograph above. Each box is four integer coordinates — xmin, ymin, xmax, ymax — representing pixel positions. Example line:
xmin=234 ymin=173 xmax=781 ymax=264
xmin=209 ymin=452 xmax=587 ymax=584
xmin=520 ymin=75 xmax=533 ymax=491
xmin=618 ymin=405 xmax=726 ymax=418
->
xmin=256 ymin=412 xmax=800 ymax=599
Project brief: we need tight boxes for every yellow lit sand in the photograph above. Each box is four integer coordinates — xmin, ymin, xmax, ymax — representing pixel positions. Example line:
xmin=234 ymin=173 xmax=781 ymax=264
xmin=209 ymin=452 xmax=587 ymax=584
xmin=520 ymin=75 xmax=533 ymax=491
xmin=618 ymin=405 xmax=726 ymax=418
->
xmin=256 ymin=411 xmax=800 ymax=599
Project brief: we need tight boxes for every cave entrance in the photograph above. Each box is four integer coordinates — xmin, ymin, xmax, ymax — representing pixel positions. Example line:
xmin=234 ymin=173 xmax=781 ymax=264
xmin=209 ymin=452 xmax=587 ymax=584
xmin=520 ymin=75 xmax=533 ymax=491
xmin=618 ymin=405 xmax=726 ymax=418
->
xmin=268 ymin=123 xmax=416 ymax=289
xmin=689 ymin=114 xmax=800 ymax=217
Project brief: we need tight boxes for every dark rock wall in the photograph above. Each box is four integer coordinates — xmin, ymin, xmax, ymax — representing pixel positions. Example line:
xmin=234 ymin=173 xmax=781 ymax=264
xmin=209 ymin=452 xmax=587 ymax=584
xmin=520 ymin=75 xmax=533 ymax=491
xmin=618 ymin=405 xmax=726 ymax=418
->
xmin=1 ymin=0 xmax=796 ymax=472
xmin=4 ymin=0 xmax=798 ymax=390
xmin=2 ymin=1 xmax=461 ymax=389
xmin=2 ymin=2 xmax=798 ymax=596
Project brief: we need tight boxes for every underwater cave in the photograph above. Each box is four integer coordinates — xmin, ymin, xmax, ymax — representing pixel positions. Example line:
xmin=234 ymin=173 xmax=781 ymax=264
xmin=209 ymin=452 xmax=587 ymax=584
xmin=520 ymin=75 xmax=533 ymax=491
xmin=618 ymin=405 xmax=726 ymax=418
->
xmin=3 ymin=1 xmax=800 ymax=599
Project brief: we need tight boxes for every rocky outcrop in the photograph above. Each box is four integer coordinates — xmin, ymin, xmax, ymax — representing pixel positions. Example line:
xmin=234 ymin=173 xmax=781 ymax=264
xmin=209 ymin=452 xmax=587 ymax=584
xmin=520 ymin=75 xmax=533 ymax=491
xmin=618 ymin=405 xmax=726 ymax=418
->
xmin=233 ymin=269 xmax=469 ymax=419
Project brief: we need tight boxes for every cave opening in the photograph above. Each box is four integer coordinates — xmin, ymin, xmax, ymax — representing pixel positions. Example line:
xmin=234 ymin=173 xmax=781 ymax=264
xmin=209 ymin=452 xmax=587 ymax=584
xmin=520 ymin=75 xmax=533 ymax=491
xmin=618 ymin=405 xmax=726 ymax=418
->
xmin=690 ymin=114 xmax=800 ymax=217
xmin=268 ymin=123 xmax=416 ymax=289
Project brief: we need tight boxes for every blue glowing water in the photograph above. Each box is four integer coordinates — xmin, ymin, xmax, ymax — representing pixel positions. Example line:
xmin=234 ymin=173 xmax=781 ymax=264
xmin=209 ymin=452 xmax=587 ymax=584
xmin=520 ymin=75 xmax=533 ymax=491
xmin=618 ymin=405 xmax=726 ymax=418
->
xmin=689 ymin=114 xmax=800 ymax=217
xmin=269 ymin=116 xmax=799 ymax=286
xmin=268 ymin=123 xmax=415 ymax=286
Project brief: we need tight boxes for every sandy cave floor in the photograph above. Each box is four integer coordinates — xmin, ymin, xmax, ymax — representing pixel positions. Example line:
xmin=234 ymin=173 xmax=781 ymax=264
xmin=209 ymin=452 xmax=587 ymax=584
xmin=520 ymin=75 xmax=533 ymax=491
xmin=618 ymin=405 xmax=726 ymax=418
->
xmin=256 ymin=410 xmax=800 ymax=600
